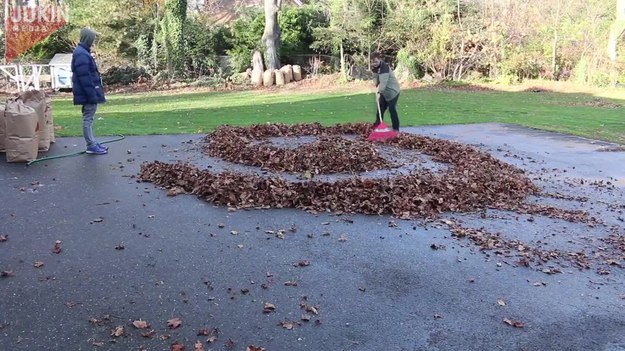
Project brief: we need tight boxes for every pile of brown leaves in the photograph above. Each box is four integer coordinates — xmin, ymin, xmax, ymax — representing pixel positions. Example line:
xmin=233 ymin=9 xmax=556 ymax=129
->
xmin=139 ymin=123 xmax=540 ymax=219
xmin=204 ymin=123 xmax=390 ymax=174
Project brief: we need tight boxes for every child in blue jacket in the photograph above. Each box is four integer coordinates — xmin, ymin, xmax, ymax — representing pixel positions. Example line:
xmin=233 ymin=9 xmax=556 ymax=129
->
xmin=71 ymin=27 xmax=107 ymax=155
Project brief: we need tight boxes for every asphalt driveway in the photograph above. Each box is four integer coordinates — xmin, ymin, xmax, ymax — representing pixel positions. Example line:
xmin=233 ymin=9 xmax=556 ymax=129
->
xmin=1 ymin=123 xmax=625 ymax=351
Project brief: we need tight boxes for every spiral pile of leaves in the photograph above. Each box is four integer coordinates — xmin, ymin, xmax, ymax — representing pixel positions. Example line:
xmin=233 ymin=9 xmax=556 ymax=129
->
xmin=204 ymin=123 xmax=392 ymax=174
xmin=139 ymin=123 xmax=540 ymax=219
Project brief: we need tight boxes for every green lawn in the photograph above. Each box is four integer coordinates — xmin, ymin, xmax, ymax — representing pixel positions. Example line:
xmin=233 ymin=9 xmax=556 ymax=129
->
xmin=51 ymin=86 xmax=625 ymax=143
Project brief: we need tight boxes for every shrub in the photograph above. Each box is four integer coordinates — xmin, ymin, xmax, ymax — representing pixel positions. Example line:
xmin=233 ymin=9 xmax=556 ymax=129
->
xmin=102 ymin=66 xmax=152 ymax=85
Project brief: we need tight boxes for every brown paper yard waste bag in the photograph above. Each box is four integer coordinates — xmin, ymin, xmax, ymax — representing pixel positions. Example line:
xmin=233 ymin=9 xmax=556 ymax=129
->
xmin=5 ymin=98 xmax=39 ymax=163
xmin=0 ymin=104 xmax=6 ymax=153
xmin=18 ymin=90 xmax=49 ymax=151
xmin=292 ymin=65 xmax=303 ymax=81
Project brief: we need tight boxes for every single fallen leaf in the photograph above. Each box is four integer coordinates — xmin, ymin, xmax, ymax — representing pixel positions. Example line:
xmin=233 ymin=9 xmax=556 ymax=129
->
xmin=92 ymin=341 xmax=105 ymax=347
xmin=141 ymin=330 xmax=155 ymax=338
xmin=263 ymin=302 xmax=276 ymax=313
xmin=1 ymin=271 xmax=15 ymax=278
xmin=230 ymin=230 xmax=238 ymax=235
xmin=52 ymin=241 xmax=62 ymax=254
xmin=205 ymin=328 xmax=219 ymax=343
xmin=111 ymin=326 xmax=125 ymax=337
xmin=194 ymin=340 xmax=205 ymax=351
xmin=0 ymin=235 xmax=7 ymax=242
xmin=503 ymin=318 xmax=525 ymax=328
xmin=246 ymin=346 xmax=265 ymax=351
xmin=279 ymin=320 xmax=296 ymax=330
xmin=237 ymin=244 xmax=244 ymax=249
xmin=295 ymin=260 xmax=310 ymax=267
xmin=305 ymin=305 xmax=319 ymax=315
xmin=497 ymin=299 xmax=506 ymax=306
xmin=338 ymin=234 xmax=348 ymax=242
xmin=160 ymin=335 xmax=171 ymax=341
xmin=284 ymin=281 xmax=298 ymax=286
xmin=218 ymin=224 xmax=225 ymax=228
xmin=133 ymin=320 xmax=149 ymax=329
xmin=301 ymin=314 xmax=311 ymax=322
xmin=93 ymin=217 xmax=104 ymax=223
xmin=532 ymin=282 xmax=546 ymax=286
xmin=433 ymin=314 xmax=443 ymax=319
xmin=225 ymin=339 xmax=236 ymax=349
xmin=115 ymin=244 xmax=125 ymax=250
xmin=33 ymin=261 xmax=44 ymax=268
xmin=172 ymin=341 xmax=185 ymax=351
xmin=167 ymin=187 xmax=185 ymax=197
xmin=167 ymin=318 xmax=182 ymax=329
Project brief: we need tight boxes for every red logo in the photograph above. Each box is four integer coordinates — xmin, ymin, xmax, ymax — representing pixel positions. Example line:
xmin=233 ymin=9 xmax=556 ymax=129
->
xmin=5 ymin=3 xmax=69 ymax=62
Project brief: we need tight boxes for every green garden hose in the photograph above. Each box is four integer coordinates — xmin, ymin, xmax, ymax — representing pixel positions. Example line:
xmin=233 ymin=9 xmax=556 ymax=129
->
xmin=26 ymin=135 xmax=126 ymax=166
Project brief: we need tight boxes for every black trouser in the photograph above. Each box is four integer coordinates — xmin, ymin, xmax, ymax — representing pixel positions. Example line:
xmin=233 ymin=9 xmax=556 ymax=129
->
xmin=374 ymin=93 xmax=400 ymax=131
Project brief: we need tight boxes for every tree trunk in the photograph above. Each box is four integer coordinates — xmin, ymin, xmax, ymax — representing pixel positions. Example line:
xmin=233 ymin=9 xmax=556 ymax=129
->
xmin=551 ymin=28 xmax=558 ymax=78
xmin=608 ymin=0 xmax=625 ymax=62
xmin=340 ymin=41 xmax=347 ymax=82
xmin=262 ymin=0 xmax=281 ymax=70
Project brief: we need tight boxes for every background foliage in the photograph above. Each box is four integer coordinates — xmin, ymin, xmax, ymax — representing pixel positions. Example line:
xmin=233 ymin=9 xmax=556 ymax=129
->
xmin=5 ymin=0 xmax=625 ymax=86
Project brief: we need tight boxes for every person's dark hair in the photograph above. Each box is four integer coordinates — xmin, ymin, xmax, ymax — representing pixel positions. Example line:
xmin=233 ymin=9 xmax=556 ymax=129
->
xmin=370 ymin=52 xmax=381 ymax=60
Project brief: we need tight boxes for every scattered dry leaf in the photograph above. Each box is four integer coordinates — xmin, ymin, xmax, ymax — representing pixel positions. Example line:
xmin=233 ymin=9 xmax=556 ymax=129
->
xmin=497 ymin=299 xmax=506 ymax=307
xmin=194 ymin=340 xmax=205 ymax=351
xmin=279 ymin=320 xmax=296 ymax=330
xmin=33 ymin=261 xmax=44 ymax=268
xmin=204 ymin=328 xmax=219 ymax=343
xmin=503 ymin=318 xmax=525 ymax=328
xmin=338 ymin=234 xmax=348 ymax=242
xmin=305 ymin=305 xmax=319 ymax=315
xmin=263 ymin=302 xmax=276 ymax=313
xmin=142 ymin=330 xmax=155 ymax=338
xmin=246 ymin=346 xmax=265 ymax=351
xmin=171 ymin=341 xmax=185 ymax=351
xmin=284 ymin=281 xmax=298 ymax=286
xmin=225 ymin=339 xmax=236 ymax=349
xmin=167 ymin=186 xmax=185 ymax=197
xmin=295 ymin=260 xmax=310 ymax=267
xmin=133 ymin=320 xmax=149 ymax=329
xmin=167 ymin=318 xmax=182 ymax=329
xmin=111 ymin=326 xmax=125 ymax=337
xmin=0 ymin=235 xmax=7 ymax=242
xmin=1 ymin=271 xmax=15 ymax=278
xmin=52 ymin=240 xmax=62 ymax=254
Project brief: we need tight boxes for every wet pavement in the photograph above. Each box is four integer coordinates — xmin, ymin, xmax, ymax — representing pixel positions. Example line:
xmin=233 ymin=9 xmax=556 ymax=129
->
xmin=1 ymin=123 xmax=625 ymax=351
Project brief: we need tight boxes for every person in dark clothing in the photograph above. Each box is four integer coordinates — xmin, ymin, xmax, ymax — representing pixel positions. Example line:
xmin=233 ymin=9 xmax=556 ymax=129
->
xmin=371 ymin=52 xmax=401 ymax=131
xmin=71 ymin=27 xmax=107 ymax=155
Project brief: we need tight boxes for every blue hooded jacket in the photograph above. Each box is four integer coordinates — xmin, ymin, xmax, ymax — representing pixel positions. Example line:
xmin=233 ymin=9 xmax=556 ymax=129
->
xmin=71 ymin=28 xmax=105 ymax=105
